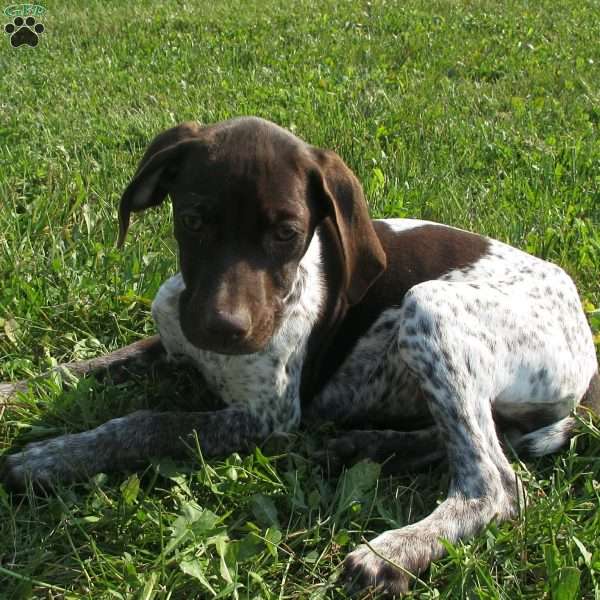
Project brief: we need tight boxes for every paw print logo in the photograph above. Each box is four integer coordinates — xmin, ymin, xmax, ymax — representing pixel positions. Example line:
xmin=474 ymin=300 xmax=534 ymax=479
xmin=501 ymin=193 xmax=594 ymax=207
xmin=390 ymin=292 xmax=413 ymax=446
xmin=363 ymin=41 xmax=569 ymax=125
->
xmin=4 ymin=16 xmax=44 ymax=47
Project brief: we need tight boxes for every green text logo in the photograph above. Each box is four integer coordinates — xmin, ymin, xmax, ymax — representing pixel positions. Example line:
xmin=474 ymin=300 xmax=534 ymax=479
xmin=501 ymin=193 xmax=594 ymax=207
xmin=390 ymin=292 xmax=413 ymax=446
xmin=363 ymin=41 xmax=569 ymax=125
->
xmin=4 ymin=4 xmax=46 ymax=18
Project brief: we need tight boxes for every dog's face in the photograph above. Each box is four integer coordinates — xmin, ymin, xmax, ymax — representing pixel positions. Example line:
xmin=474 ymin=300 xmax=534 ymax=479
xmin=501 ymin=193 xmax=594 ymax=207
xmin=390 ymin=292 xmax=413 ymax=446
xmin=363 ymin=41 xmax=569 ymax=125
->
xmin=168 ymin=130 xmax=319 ymax=354
xmin=118 ymin=117 xmax=386 ymax=355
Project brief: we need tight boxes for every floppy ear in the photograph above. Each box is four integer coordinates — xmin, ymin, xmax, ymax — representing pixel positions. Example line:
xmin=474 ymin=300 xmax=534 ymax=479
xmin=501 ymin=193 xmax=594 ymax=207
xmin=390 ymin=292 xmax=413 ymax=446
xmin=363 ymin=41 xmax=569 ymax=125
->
xmin=310 ymin=148 xmax=387 ymax=305
xmin=117 ymin=122 xmax=205 ymax=247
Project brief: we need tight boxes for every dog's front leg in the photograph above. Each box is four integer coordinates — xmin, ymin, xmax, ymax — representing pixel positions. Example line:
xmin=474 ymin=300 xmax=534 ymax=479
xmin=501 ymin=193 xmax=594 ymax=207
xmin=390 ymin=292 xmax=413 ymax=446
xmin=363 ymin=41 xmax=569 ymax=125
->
xmin=2 ymin=407 xmax=270 ymax=490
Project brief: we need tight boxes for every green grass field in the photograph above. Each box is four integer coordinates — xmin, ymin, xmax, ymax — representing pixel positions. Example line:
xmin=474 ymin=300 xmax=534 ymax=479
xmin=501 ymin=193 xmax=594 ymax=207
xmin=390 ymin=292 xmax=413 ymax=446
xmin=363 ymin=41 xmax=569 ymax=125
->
xmin=1 ymin=0 xmax=599 ymax=597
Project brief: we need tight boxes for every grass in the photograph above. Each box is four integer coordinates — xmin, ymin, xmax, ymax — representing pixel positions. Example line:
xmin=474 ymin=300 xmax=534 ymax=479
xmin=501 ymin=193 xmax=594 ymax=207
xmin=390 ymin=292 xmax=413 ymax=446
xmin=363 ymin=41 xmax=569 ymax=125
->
xmin=1 ymin=0 xmax=599 ymax=597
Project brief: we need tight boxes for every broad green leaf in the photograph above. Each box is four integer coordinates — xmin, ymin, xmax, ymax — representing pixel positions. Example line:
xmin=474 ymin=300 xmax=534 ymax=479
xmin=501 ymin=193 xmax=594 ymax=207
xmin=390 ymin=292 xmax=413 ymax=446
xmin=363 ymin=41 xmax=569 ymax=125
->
xmin=154 ymin=459 xmax=193 ymax=496
xmin=230 ymin=533 xmax=262 ymax=562
xmin=166 ymin=502 xmax=220 ymax=555
xmin=553 ymin=567 xmax=581 ymax=600
xmin=120 ymin=474 xmax=140 ymax=506
xmin=336 ymin=460 xmax=381 ymax=516
xmin=250 ymin=493 xmax=280 ymax=528
xmin=179 ymin=559 xmax=216 ymax=596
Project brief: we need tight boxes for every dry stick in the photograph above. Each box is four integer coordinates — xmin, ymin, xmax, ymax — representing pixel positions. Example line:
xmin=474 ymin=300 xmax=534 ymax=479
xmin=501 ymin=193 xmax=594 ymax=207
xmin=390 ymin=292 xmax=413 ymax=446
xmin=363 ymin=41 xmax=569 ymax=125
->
xmin=0 ymin=335 xmax=164 ymax=407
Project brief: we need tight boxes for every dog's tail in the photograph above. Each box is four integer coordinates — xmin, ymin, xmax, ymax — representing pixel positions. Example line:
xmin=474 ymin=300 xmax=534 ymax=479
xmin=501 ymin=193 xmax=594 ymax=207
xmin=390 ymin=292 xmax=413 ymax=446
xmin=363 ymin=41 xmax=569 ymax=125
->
xmin=515 ymin=371 xmax=599 ymax=457
xmin=514 ymin=417 xmax=577 ymax=457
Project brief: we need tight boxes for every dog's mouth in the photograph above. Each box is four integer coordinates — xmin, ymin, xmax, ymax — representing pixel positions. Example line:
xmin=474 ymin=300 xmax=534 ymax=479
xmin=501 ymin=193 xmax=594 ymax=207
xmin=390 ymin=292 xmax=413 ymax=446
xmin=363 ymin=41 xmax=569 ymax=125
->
xmin=185 ymin=333 xmax=268 ymax=356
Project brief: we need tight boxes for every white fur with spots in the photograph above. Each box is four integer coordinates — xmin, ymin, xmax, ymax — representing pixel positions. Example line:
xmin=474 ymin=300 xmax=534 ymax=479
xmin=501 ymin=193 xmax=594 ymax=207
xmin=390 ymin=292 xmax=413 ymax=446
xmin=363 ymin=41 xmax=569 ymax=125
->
xmin=314 ymin=219 xmax=597 ymax=593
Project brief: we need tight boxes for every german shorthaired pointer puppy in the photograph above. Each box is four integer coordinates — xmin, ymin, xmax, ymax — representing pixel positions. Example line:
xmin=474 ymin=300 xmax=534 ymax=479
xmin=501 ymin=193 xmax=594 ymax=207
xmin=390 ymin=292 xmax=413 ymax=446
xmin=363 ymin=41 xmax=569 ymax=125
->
xmin=3 ymin=117 xmax=599 ymax=595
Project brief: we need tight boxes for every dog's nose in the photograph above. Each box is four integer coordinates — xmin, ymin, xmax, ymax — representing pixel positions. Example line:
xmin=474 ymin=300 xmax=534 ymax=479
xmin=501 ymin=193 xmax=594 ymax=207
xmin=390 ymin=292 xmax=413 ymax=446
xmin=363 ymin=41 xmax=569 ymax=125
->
xmin=206 ymin=309 xmax=251 ymax=340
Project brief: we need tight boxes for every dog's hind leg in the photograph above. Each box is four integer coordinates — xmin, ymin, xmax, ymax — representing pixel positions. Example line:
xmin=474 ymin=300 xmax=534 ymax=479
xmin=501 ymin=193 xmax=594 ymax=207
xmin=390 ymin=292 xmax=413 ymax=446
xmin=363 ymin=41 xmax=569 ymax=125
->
xmin=307 ymin=307 xmax=431 ymax=429
xmin=318 ymin=427 xmax=444 ymax=473
xmin=343 ymin=284 xmax=521 ymax=595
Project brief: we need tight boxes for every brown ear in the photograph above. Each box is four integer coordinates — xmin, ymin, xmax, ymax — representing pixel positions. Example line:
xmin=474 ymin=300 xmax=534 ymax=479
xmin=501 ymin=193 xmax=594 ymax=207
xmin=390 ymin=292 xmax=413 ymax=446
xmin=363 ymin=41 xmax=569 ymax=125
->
xmin=310 ymin=148 xmax=387 ymax=305
xmin=117 ymin=122 xmax=205 ymax=247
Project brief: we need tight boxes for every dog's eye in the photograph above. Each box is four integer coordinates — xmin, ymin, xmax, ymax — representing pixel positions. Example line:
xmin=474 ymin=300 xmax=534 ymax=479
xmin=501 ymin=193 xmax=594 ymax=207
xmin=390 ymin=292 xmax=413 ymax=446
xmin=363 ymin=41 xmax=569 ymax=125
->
xmin=272 ymin=223 xmax=299 ymax=243
xmin=181 ymin=215 xmax=204 ymax=232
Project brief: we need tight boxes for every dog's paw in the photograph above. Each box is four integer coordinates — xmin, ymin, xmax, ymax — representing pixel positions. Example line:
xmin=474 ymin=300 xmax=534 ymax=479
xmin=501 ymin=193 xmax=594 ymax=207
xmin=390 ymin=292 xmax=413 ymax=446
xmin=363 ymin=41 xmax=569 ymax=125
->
xmin=314 ymin=431 xmax=370 ymax=473
xmin=3 ymin=411 xmax=154 ymax=491
xmin=3 ymin=441 xmax=56 ymax=491
xmin=4 ymin=16 xmax=44 ymax=47
xmin=315 ymin=429 xmax=444 ymax=475
xmin=343 ymin=529 xmax=436 ymax=597
xmin=261 ymin=431 xmax=299 ymax=455
xmin=2 ymin=434 xmax=87 ymax=491
xmin=323 ymin=432 xmax=361 ymax=462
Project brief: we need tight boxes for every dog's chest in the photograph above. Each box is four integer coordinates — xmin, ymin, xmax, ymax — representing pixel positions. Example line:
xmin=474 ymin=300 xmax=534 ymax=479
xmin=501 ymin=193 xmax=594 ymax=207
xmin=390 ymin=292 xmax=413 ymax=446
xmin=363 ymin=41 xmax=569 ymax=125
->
xmin=152 ymin=275 xmax=290 ymax=406
xmin=151 ymin=236 xmax=325 ymax=408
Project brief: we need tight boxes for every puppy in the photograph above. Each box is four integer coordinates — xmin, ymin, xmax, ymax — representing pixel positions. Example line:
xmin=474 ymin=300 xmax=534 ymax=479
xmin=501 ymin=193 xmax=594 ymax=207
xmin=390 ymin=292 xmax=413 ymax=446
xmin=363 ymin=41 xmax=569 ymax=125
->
xmin=4 ymin=117 xmax=598 ymax=595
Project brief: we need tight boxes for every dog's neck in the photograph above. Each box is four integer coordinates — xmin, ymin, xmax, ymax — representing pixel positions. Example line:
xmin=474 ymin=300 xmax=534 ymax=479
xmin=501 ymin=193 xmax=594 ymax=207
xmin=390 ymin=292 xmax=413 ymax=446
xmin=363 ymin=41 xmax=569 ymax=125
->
xmin=279 ymin=228 xmax=325 ymax=327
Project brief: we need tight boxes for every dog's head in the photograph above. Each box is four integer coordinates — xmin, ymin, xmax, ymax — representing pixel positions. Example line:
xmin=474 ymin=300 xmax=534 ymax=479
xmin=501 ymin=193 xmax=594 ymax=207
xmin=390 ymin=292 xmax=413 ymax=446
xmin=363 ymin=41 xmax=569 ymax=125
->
xmin=119 ymin=117 xmax=386 ymax=354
